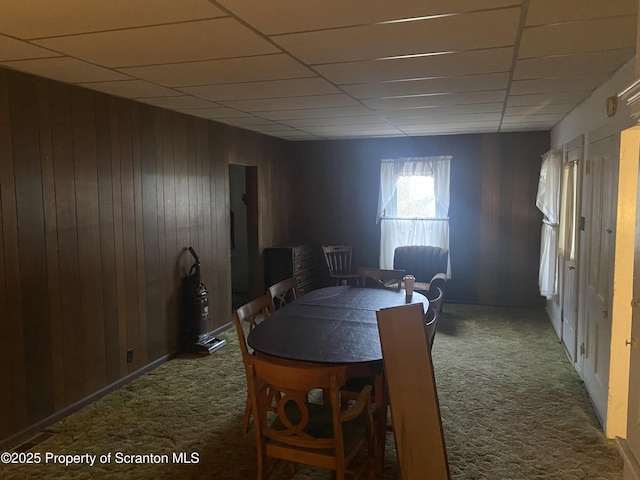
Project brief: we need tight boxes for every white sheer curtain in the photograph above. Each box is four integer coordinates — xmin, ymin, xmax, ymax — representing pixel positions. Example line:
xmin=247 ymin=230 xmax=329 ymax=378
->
xmin=536 ymin=149 xmax=562 ymax=298
xmin=377 ymin=156 xmax=451 ymax=274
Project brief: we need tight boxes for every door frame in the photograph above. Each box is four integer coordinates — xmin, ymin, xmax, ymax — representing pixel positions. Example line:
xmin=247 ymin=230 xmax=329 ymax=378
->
xmin=229 ymin=163 xmax=260 ymax=301
xmin=560 ymin=135 xmax=584 ymax=367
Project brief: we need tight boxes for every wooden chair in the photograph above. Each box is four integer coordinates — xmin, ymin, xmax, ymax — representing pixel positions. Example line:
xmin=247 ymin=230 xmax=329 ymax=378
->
xmin=245 ymin=355 xmax=375 ymax=480
xmin=233 ymin=294 xmax=274 ymax=433
xmin=267 ymin=277 xmax=298 ymax=310
xmin=322 ymin=245 xmax=360 ymax=286
xmin=357 ymin=267 xmax=405 ymax=290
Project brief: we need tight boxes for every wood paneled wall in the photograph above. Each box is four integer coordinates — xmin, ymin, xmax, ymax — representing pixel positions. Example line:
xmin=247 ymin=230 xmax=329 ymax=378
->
xmin=291 ymin=132 xmax=549 ymax=307
xmin=0 ymin=68 xmax=295 ymax=444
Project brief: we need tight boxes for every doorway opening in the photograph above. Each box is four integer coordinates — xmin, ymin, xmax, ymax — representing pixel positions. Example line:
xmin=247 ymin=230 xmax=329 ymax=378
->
xmin=230 ymin=164 xmax=258 ymax=311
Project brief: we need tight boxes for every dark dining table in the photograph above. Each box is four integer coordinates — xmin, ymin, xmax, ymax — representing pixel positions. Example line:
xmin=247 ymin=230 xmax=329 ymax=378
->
xmin=247 ymin=285 xmax=429 ymax=473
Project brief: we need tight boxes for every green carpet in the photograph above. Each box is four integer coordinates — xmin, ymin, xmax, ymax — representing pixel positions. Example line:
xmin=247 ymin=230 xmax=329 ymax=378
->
xmin=1 ymin=304 xmax=624 ymax=479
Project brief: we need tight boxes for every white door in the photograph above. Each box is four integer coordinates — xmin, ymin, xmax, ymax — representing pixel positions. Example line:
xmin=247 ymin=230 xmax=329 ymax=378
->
xmin=579 ymin=133 xmax=619 ymax=424
xmin=560 ymin=139 xmax=582 ymax=364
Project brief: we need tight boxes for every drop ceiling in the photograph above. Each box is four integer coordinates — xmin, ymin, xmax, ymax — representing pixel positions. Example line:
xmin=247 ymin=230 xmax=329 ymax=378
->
xmin=0 ymin=0 xmax=636 ymax=141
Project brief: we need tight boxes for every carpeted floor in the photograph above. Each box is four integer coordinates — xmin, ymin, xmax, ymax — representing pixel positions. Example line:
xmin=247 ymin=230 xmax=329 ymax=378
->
xmin=1 ymin=304 xmax=624 ymax=479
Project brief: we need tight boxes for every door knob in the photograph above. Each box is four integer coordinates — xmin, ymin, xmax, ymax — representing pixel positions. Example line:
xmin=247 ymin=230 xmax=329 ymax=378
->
xmin=568 ymin=265 xmax=575 ymax=270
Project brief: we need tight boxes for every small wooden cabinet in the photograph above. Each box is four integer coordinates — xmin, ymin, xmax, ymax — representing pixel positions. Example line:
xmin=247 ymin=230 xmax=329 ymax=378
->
xmin=264 ymin=244 xmax=321 ymax=296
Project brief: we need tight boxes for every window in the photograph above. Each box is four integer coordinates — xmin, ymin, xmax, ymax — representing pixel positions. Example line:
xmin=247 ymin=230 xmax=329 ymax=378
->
xmin=396 ymin=175 xmax=436 ymax=218
xmin=377 ymin=156 xmax=451 ymax=273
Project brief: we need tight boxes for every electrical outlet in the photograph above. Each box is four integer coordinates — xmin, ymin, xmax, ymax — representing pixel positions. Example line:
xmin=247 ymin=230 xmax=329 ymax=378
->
xmin=127 ymin=349 xmax=133 ymax=363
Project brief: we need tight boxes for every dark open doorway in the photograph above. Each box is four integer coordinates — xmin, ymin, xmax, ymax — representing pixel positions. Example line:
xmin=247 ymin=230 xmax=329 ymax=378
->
xmin=230 ymin=164 xmax=258 ymax=311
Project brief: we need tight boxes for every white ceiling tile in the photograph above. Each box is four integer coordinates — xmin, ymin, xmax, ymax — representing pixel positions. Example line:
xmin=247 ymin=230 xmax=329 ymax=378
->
xmin=500 ymin=123 xmax=553 ymax=131
xmin=0 ymin=57 xmax=130 ymax=83
xmin=281 ymin=115 xmax=390 ymax=128
xmin=138 ymin=96 xmax=220 ymax=109
xmin=316 ymin=48 xmax=514 ymax=84
xmin=273 ymin=9 xmax=520 ymax=64
xmin=0 ymin=35 xmax=62 ymax=61
xmin=180 ymin=77 xmax=340 ymax=101
xmin=506 ymin=92 xmax=590 ymax=106
xmin=510 ymin=75 xmax=608 ymax=95
xmin=0 ymin=0 xmax=226 ymax=38
xmin=362 ymin=91 xmax=506 ymax=110
xmin=342 ymin=73 xmax=510 ymax=99
xmin=259 ymin=106 xmax=373 ymax=120
xmin=400 ymin=123 xmax=499 ymax=133
xmin=519 ymin=16 xmax=636 ymax=59
xmin=302 ymin=125 xmax=404 ymax=136
xmin=274 ymin=131 xmax=323 ymax=138
xmin=120 ymin=54 xmax=315 ymax=87
xmin=391 ymin=112 xmax=503 ymax=125
xmin=379 ymin=103 xmax=505 ymax=119
xmin=179 ymin=107 xmax=252 ymax=119
xmin=504 ymin=104 xmax=573 ymax=115
xmin=514 ymin=49 xmax=633 ymax=79
xmin=242 ymin=124 xmax=300 ymax=133
xmin=217 ymin=0 xmax=521 ymax=35
xmin=526 ymin=0 xmax=637 ymax=26
xmin=34 ymin=18 xmax=278 ymax=68
xmin=502 ymin=113 xmax=566 ymax=123
xmin=215 ymin=117 xmax=277 ymax=126
xmin=220 ymin=94 xmax=360 ymax=112
xmin=77 ymin=80 xmax=179 ymax=98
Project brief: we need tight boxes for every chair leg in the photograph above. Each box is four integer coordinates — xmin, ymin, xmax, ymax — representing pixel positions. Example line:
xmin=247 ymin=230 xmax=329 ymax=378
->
xmin=242 ymin=397 xmax=252 ymax=433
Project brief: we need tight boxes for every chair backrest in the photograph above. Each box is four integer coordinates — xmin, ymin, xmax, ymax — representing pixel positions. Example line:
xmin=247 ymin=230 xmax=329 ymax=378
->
xmin=427 ymin=286 xmax=444 ymax=314
xmin=425 ymin=305 xmax=439 ymax=348
xmin=267 ymin=277 xmax=298 ymax=310
xmin=393 ymin=246 xmax=448 ymax=283
xmin=322 ymin=245 xmax=353 ymax=276
xmin=233 ymin=294 xmax=273 ymax=357
xmin=245 ymin=354 xmax=372 ymax=458
xmin=358 ymin=267 xmax=405 ymax=290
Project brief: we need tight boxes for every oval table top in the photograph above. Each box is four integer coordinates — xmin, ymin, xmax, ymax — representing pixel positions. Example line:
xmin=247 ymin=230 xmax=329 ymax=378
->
xmin=247 ymin=285 xmax=429 ymax=364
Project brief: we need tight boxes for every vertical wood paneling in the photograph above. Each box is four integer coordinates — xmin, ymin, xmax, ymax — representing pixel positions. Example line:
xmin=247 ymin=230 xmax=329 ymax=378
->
xmin=131 ymin=104 xmax=147 ymax=365
xmin=139 ymin=105 xmax=162 ymax=361
xmin=94 ymin=93 xmax=120 ymax=384
xmin=0 ymin=93 xmax=10 ymax=434
xmin=10 ymin=73 xmax=53 ymax=422
xmin=153 ymin=109 xmax=168 ymax=354
xmin=36 ymin=79 xmax=65 ymax=412
xmin=208 ymin=124 xmax=224 ymax=323
xmin=109 ymin=97 xmax=128 ymax=378
xmin=51 ymin=82 xmax=86 ymax=405
xmin=161 ymin=110 xmax=178 ymax=349
xmin=1 ymin=66 xmax=295 ymax=445
xmin=117 ymin=99 xmax=141 ymax=372
xmin=71 ymin=87 xmax=106 ymax=394
xmin=497 ymin=135 xmax=514 ymax=305
xmin=0 ymin=69 xmax=28 ymax=436
xmin=186 ymin=116 xmax=199 ymax=255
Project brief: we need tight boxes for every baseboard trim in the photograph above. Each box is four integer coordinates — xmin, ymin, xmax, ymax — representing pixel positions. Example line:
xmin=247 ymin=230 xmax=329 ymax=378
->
xmin=0 ymin=353 xmax=173 ymax=451
xmin=616 ymin=437 xmax=640 ymax=480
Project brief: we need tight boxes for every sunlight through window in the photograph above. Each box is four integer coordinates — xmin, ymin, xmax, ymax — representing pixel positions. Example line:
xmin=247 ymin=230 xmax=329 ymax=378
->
xmin=396 ymin=175 xmax=435 ymax=218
